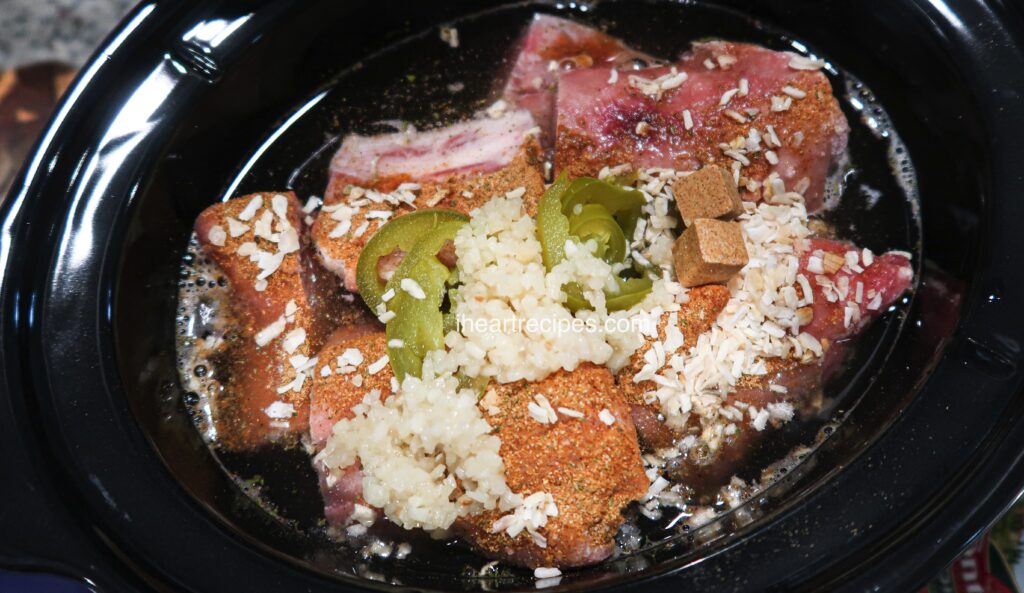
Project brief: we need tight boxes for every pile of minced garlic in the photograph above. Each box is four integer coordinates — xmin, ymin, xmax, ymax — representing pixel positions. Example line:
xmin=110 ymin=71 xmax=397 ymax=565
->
xmin=318 ymin=170 xmax=827 ymax=537
xmin=441 ymin=192 xmax=669 ymax=382
xmin=317 ymin=193 xmax=675 ymax=534
xmin=316 ymin=376 xmax=512 ymax=532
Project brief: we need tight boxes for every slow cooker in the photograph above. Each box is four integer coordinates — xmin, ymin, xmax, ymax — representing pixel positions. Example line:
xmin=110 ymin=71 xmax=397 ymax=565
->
xmin=3 ymin=1 xmax=1024 ymax=591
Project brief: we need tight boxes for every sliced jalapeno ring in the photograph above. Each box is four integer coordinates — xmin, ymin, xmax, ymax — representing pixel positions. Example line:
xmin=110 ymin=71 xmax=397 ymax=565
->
xmin=568 ymin=204 xmax=628 ymax=263
xmin=537 ymin=174 xmax=652 ymax=312
xmin=605 ymin=276 xmax=654 ymax=311
xmin=562 ymin=276 xmax=652 ymax=313
xmin=536 ymin=172 xmax=573 ymax=271
xmin=356 ymin=208 xmax=469 ymax=312
xmin=383 ymin=219 xmax=467 ymax=381
xmin=561 ymin=177 xmax=645 ymax=238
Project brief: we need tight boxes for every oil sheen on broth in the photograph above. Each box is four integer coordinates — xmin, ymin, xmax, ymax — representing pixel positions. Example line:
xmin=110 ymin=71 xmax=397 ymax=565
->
xmin=174 ymin=1 xmax=919 ymax=572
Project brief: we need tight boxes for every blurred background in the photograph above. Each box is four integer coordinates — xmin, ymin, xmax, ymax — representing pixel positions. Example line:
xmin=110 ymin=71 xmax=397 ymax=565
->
xmin=0 ymin=0 xmax=132 ymax=193
xmin=0 ymin=2 xmax=1021 ymax=592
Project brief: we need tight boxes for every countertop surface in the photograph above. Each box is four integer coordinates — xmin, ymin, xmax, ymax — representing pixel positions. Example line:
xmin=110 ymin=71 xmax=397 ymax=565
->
xmin=0 ymin=3 xmax=1021 ymax=593
xmin=0 ymin=0 xmax=134 ymax=70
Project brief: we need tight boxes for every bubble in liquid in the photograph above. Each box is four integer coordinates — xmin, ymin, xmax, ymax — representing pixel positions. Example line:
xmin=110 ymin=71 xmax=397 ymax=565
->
xmin=843 ymin=75 xmax=920 ymax=207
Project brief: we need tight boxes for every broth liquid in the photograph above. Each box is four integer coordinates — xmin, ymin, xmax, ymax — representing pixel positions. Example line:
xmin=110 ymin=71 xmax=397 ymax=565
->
xmin=174 ymin=0 xmax=920 ymax=582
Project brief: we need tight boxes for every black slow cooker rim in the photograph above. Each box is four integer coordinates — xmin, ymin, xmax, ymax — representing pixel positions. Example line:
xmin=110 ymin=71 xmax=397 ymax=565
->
xmin=2 ymin=1 xmax=1024 ymax=592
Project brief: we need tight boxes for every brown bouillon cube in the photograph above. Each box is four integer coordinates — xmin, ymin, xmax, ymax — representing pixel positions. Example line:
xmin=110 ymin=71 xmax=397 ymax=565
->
xmin=673 ymin=218 xmax=748 ymax=287
xmin=671 ymin=165 xmax=743 ymax=226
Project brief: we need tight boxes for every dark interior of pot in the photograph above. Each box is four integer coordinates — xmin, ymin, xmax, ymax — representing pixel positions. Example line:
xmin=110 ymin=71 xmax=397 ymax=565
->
xmin=111 ymin=0 xmax=977 ymax=589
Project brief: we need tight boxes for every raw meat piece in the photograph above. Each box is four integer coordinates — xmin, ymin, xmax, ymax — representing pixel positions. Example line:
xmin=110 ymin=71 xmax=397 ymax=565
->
xmin=555 ymin=41 xmax=850 ymax=211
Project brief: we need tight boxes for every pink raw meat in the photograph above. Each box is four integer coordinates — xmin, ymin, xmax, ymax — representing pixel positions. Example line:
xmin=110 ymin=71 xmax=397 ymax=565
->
xmin=799 ymin=238 xmax=914 ymax=342
xmin=193 ymin=192 xmax=345 ymax=449
xmin=555 ymin=41 xmax=850 ymax=211
xmin=313 ymin=109 xmax=545 ymax=293
xmin=329 ymin=109 xmax=538 ymax=188
xmin=308 ymin=326 xmax=391 ymax=528
xmin=315 ymin=461 xmax=365 ymax=527
xmin=502 ymin=14 xmax=654 ymax=145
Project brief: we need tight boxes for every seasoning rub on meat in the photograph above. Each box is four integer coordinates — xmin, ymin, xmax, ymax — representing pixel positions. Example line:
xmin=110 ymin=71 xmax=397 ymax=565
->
xmin=555 ymin=41 xmax=850 ymax=211
xmin=180 ymin=12 xmax=916 ymax=576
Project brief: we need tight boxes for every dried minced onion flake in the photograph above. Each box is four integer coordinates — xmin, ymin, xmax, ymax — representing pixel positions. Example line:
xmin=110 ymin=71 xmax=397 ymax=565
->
xmin=724 ymin=149 xmax=750 ymax=166
xmin=400 ymin=278 xmax=427 ymax=300
xmin=226 ymin=217 xmax=248 ymax=238
xmin=556 ymin=407 xmax=584 ymax=419
xmin=644 ymin=476 xmax=670 ymax=501
xmin=843 ymin=301 xmax=861 ymax=329
xmin=237 ymin=195 xmax=263 ymax=221
xmin=282 ymin=327 xmax=306 ymax=354
xmin=440 ymin=26 xmax=459 ymax=48
xmin=717 ymin=54 xmax=737 ymax=69
xmin=329 ymin=219 xmax=352 ymax=239
xmin=782 ymin=85 xmax=807 ymax=99
xmin=486 ymin=99 xmax=509 ymax=119
xmin=491 ymin=491 xmax=558 ymax=548
xmin=277 ymin=227 xmax=300 ymax=254
xmin=788 ymin=55 xmax=825 ymax=70
xmin=751 ymin=408 xmax=770 ymax=431
xmin=806 ymin=255 xmax=824 ymax=275
xmin=367 ymin=354 xmax=390 ymax=375
xmin=270 ymin=194 xmax=289 ymax=218
xmin=534 ymin=567 xmax=561 ymax=579
xmin=302 ymin=196 xmax=321 ymax=213
xmin=255 ymin=315 xmax=287 ymax=347
xmin=338 ymin=347 xmax=364 ymax=367
xmin=207 ymin=225 xmax=227 ymax=246
xmin=256 ymin=251 xmax=285 ymax=280
xmin=253 ymin=210 xmax=276 ymax=241
xmin=724 ymin=109 xmax=747 ymax=124
xmin=627 ymin=68 xmax=688 ymax=101
xmin=771 ymin=95 xmax=793 ymax=112
xmin=528 ymin=393 xmax=559 ymax=425
xmin=264 ymin=401 xmax=295 ymax=419
xmin=352 ymin=221 xmax=370 ymax=238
